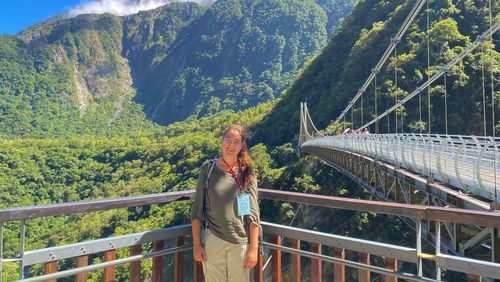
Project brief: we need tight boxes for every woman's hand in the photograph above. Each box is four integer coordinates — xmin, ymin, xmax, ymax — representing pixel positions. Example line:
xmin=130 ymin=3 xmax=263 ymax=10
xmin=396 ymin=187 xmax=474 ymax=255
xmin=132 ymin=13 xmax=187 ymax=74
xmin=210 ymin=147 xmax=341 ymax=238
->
xmin=193 ymin=244 xmax=206 ymax=262
xmin=244 ymin=246 xmax=258 ymax=270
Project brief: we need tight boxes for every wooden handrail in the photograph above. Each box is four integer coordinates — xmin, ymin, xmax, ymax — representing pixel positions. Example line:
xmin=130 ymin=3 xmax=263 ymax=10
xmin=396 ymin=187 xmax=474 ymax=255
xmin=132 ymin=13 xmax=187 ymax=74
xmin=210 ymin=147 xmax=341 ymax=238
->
xmin=0 ymin=190 xmax=195 ymax=222
xmin=259 ymin=189 xmax=500 ymax=228
xmin=1 ymin=189 xmax=499 ymax=228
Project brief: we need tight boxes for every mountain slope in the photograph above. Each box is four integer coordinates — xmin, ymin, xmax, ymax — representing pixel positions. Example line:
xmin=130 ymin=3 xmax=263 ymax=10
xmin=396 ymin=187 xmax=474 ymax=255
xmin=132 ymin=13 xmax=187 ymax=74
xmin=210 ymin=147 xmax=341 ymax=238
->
xmin=253 ymin=0 xmax=499 ymax=145
xmin=126 ymin=0 xmax=357 ymax=124
xmin=0 ymin=0 xmax=357 ymax=137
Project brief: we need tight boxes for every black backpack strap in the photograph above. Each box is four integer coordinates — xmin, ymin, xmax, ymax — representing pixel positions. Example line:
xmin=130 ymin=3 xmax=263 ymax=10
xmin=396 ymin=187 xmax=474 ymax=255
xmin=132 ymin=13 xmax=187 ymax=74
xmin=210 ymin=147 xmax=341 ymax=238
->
xmin=202 ymin=159 xmax=217 ymax=224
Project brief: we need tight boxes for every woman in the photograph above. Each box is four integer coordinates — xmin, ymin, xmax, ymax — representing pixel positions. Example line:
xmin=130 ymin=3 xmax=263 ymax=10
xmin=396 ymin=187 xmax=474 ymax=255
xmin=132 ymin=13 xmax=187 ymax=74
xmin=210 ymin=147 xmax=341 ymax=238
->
xmin=191 ymin=124 xmax=260 ymax=282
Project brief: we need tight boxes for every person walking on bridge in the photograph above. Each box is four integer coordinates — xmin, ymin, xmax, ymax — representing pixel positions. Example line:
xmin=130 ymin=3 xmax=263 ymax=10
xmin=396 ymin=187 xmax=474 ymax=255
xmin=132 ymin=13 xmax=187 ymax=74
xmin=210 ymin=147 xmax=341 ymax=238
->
xmin=191 ymin=124 xmax=260 ymax=282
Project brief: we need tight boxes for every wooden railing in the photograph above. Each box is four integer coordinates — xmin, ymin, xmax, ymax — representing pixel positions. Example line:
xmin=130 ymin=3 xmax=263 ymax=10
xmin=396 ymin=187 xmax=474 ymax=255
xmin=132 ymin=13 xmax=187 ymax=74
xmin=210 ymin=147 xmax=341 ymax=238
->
xmin=0 ymin=189 xmax=499 ymax=281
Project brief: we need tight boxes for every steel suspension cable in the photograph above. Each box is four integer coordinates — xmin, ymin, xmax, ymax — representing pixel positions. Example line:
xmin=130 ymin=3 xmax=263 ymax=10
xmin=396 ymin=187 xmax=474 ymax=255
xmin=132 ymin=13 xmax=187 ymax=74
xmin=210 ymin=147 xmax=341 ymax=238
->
xmin=444 ymin=72 xmax=448 ymax=135
xmin=395 ymin=40 xmax=399 ymax=133
xmin=333 ymin=0 xmax=427 ymax=124
xmin=358 ymin=19 xmax=500 ymax=131
xmin=427 ymin=0 xmax=431 ymax=134
xmin=482 ymin=43 xmax=487 ymax=136
xmin=375 ymin=72 xmax=379 ymax=134
xmin=488 ymin=0 xmax=497 ymax=203
xmin=361 ymin=91 xmax=364 ymax=126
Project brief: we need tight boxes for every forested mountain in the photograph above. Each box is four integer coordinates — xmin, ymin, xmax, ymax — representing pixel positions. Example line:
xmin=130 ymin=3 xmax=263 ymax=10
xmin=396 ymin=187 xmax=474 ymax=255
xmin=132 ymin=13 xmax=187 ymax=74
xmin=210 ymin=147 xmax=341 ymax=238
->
xmin=1 ymin=0 xmax=495 ymax=280
xmin=254 ymin=0 xmax=499 ymax=145
xmin=0 ymin=0 xmax=356 ymax=137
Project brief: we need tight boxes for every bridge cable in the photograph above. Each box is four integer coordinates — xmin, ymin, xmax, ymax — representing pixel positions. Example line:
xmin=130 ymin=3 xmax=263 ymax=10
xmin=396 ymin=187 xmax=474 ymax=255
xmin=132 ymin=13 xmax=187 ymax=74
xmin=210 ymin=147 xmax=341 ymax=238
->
xmin=488 ymin=0 xmax=497 ymax=203
xmin=426 ymin=0 xmax=431 ymax=135
xmin=482 ymin=43 xmax=487 ymax=136
xmin=361 ymin=90 xmax=364 ymax=127
xmin=333 ymin=0 xmax=427 ymax=125
xmin=444 ymin=73 xmax=448 ymax=135
xmin=394 ymin=39 xmax=399 ymax=133
xmin=374 ymin=72 xmax=379 ymax=134
xmin=357 ymin=19 xmax=500 ymax=131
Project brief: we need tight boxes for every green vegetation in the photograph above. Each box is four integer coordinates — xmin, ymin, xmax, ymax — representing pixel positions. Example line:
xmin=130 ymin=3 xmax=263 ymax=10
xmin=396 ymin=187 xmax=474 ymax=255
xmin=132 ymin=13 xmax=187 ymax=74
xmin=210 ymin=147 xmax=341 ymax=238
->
xmin=127 ymin=0 xmax=357 ymax=124
xmin=1 ymin=0 xmax=496 ymax=280
xmin=0 ymin=0 xmax=357 ymax=138
xmin=254 ymin=0 xmax=499 ymax=145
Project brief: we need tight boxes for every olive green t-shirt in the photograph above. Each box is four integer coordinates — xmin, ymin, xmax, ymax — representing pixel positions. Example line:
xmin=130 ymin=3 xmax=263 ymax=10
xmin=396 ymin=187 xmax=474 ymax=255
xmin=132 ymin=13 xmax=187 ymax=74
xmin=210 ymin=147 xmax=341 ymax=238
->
xmin=191 ymin=162 xmax=260 ymax=244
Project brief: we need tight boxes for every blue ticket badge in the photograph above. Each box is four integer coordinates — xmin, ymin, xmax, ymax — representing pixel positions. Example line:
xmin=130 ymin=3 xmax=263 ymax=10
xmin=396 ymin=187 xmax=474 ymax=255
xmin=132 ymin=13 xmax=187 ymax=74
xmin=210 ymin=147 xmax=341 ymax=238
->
xmin=237 ymin=193 xmax=250 ymax=216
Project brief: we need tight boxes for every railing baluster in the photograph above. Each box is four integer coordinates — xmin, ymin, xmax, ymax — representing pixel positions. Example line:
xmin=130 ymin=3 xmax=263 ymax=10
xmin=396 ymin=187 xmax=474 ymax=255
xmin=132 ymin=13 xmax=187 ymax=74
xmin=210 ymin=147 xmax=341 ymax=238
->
xmin=75 ymin=255 xmax=88 ymax=282
xmin=130 ymin=245 xmax=141 ymax=282
xmin=311 ymin=243 xmax=321 ymax=282
xmin=174 ymin=236 xmax=184 ymax=282
xmin=272 ymin=235 xmax=281 ymax=282
xmin=0 ymin=222 xmax=3 ymax=282
xmin=358 ymin=253 xmax=370 ymax=282
xmin=290 ymin=239 xmax=300 ymax=282
xmin=416 ymin=219 xmax=423 ymax=277
xmin=19 ymin=220 xmax=25 ymax=280
xmin=152 ymin=240 xmax=163 ymax=282
xmin=333 ymin=247 xmax=345 ymax=282
xmin=194 ymin=261 xmax=204 ymax=282
xmin=254 ymin=228 xmax=264 ymax=282
xmin=384 ymin=258 xmax=397 ymax=282
xmin=435 ymin=221 xmax=441 ymax=281
xmin=104 ymin=249 xmax=116 ymax=282
xmin=43 ymin=261 xmax=57 ymax=282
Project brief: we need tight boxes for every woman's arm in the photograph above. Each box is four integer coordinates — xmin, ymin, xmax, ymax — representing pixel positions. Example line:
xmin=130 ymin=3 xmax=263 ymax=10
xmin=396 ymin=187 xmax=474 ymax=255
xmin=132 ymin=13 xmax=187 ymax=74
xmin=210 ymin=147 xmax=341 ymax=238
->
xmin=191 ymin=164 xmax=208 ymax=262
xmin=244 ymin=223 xmax=259 ymax=269
xmin=192 ymin=219 xmax=206 ymax=262
xmin=244 ymin=180 xmax=261 ymax=270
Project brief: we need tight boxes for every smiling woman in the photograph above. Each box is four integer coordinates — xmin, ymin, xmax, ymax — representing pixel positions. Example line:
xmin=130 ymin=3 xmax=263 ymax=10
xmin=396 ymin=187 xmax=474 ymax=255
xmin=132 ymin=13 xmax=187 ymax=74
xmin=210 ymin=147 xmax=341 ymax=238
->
xmin=191 ymin=124 xmax=260 ymax=282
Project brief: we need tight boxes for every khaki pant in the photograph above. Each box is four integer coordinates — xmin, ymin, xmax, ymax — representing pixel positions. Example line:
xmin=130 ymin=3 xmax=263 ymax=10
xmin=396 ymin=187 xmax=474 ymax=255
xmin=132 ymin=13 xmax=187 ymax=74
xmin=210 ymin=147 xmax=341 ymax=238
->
xmin=202 ymin=229 xmax=249 ymax=282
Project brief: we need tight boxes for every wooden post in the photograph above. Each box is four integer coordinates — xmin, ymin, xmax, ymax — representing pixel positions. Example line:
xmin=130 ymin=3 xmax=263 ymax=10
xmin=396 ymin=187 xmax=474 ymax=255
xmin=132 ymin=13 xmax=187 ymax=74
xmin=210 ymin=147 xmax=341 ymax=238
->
xmin=130 ymin=245 xmax=141 ymax=282
xmin=333 ymin=248 xmax=345 ymax=282
xmin=384 ymin=257 xmax=397 ymax=282
xmin=104 ymin=250 xmax=116 ymax=282
xmin=194 ymin=261 xmax=204 ymax=282
xmin=358 ymin=253 xmax=370 ymax=282
xmin=152 ymin=240 xmax=163 ymax=282
xmin=174 ymin=236 xmax=184 ymax=282
xmin=254 ymin=227 xmax=264 ymax=282
xmin=75 ymin=255 xmax=88 ymax=282
xmin=272 ymin=235 xmax=282 ymax=282
xmin=466 ymin=274 xmax=481 ymax=282
xmin=311 ymin=243 xmax=322 ymax=282
xmin=254 ymin=245 xmax=264 ymax=282
xmin=290 ymin=239 xmax=301 ymax=282
xmin=44 ymin=261 xmax=57 ymax=282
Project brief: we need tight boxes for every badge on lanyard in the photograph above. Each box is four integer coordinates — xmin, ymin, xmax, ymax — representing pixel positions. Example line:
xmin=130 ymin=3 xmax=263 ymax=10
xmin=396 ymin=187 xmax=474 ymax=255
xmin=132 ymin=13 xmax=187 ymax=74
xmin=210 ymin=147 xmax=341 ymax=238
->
xmin=237 ymin=193 xmax=251 ymax=216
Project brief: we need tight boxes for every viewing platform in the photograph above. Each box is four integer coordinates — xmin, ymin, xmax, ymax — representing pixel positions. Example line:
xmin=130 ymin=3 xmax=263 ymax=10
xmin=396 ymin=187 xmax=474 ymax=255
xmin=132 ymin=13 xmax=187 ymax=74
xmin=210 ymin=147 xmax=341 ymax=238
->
xmin=1 ymin=189 xmax=499 ymax=281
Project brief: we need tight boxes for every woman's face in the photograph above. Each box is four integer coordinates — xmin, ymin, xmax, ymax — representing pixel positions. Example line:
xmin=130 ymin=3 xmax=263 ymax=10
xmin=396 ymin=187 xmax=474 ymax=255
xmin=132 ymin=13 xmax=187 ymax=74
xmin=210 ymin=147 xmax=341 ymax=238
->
xmin=221 ymin=129 xmax=243 ymax=158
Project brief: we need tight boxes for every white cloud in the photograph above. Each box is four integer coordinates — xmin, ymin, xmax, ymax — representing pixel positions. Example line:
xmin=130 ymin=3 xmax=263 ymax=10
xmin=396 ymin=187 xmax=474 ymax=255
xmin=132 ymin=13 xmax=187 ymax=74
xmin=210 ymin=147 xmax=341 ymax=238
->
xmin=68 ymin=0 xmax=216 ymax=17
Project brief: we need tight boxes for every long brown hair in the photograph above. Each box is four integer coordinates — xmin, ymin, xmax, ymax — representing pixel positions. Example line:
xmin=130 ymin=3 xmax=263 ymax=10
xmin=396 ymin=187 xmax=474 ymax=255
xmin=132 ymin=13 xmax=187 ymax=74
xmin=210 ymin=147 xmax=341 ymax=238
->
xmin=223 ymin=124 xmax=255 ymax=189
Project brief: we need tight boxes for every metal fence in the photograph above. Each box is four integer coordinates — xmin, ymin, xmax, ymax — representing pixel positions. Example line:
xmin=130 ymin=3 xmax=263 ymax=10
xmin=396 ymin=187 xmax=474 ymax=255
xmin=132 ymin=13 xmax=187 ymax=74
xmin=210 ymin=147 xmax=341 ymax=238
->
xmin=303 ymin=134 xmax=500 ymax=201
xmin=1 ymin=189 xmax=499 ymax=281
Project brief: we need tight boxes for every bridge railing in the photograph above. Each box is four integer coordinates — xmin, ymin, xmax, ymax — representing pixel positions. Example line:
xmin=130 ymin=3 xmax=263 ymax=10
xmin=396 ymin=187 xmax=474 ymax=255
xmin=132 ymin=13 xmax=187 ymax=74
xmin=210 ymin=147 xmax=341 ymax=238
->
xmin=303 ymin=134 xmax=500 ymax=201
xmin=1 ymin=189 xmax=500 ymax=281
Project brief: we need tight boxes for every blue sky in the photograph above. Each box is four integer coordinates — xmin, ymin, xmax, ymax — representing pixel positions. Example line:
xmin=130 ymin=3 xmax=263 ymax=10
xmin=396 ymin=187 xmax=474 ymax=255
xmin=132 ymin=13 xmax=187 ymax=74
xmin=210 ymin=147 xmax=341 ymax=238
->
xmin=0 ymin=0 xmax=81 ymax=35
xmin=0 ymin=0 xmax=214 ymax=35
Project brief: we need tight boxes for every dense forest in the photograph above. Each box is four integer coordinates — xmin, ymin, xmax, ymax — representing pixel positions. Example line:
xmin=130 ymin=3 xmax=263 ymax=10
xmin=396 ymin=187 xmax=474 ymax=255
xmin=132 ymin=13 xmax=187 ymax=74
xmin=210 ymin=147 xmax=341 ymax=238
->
xmin=0 ymin=0 xmax=497 ymax=280
xmin=254 ymin=0 xmax=499 ymax=145
xmin=0 ymin=0 xmax=357 ymax=137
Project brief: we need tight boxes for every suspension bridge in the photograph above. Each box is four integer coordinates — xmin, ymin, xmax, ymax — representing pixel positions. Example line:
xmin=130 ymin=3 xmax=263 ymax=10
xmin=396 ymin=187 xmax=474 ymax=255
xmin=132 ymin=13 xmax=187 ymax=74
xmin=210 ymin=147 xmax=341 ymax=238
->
xmin=0 ymin=0 xmax=499 ymax=281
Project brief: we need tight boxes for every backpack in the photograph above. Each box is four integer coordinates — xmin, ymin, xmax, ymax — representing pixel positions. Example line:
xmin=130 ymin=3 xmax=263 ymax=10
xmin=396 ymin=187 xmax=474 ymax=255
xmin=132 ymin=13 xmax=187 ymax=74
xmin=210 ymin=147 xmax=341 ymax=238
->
xmin=201 ymin=159 xmax=217 ymax=229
